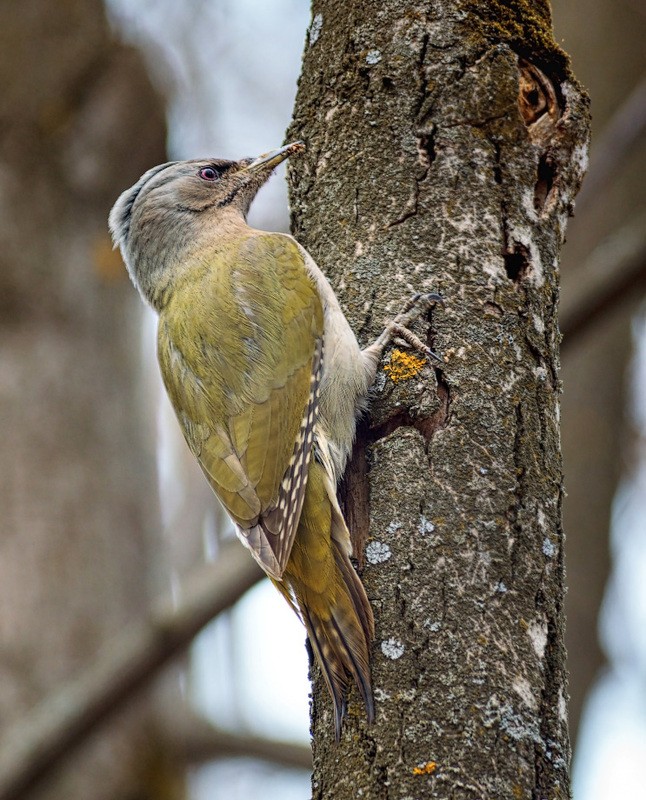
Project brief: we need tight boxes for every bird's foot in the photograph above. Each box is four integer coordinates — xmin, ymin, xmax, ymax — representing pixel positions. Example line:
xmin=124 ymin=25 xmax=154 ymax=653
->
xmin=371 ymin=292 xmax=444 ymax=363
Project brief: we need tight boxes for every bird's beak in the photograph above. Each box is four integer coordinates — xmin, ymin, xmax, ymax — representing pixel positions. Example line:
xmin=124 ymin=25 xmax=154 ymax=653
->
xmin=244 ymin=141 xmax=306 ymax=173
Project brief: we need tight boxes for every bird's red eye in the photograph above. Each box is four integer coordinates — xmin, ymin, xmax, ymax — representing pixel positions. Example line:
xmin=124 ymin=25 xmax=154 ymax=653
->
xmin=198 ymin=167 xmax=218 ymax=181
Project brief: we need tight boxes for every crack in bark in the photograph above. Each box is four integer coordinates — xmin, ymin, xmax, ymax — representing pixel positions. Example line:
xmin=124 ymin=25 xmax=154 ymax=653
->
xmin=384 ymin=27 xmax=434 ymax=228
xmin=387 ymin=127 xmax=435 ymax=227
xmin=508 ymin=403 xmax=525 ymax=586
xmin=340 ymin=420 xmax=371 ymax=565
xmin=534 ymin=152 xmax=557 ymax=213
xmin=495 ymin=138 xmax=514 ymax=283
xmin=535 ymin=385 xmax=548 ymax=463
xmin=504 ymin=242 xmax=532 ymax=283
xmin=387 ymin=201 xmax=418 ymax=227
xmin=387 ymin=172 xmax=425 ymax=227
xmin=417 ymin=127 xmax=437 ymax=169
xmin=524 ymin=332 xmax=546 ymax=370
xmin=484 ymin=299 xmax=504 ymax=317
xmin=412 ymin=31 xmax=431 ymax=122
xmin=545 ymin=289 xmax=560 ymax=388
xmin=532 ymin=599 xmax=567 ymax=800
xmin=530 ymin=487 xmax=568 ymax=800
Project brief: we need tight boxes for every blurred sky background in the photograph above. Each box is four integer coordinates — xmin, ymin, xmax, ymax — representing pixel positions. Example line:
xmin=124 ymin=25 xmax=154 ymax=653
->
xmin=71 ymin=1 xmax=646 ymax=797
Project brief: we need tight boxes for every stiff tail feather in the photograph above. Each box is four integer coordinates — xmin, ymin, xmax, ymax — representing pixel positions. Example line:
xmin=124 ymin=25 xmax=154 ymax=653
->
xmin=272 ymin=455 xmax=374 ymax=738
xmin=300 ymin=544 xmax=374 ymax=738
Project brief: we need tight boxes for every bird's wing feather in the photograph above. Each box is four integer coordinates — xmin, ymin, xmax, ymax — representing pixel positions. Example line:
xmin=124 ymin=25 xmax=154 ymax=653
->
xmin=157 ymin=233 xmax=324 ymax=578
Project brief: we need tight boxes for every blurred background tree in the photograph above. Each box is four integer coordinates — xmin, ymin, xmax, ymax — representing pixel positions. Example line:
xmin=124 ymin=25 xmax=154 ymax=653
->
xmin=0 ymin=1 xmax=644 ymax=798
xmin=0 ymin=1 xmax=172 ymax=798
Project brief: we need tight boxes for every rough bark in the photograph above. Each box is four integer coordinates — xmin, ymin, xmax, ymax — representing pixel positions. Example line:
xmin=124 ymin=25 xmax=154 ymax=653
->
xmin=288 ymin=2 xmax=589 ymax=798
xmin=0 ymin=2 xmax=169 ymax=798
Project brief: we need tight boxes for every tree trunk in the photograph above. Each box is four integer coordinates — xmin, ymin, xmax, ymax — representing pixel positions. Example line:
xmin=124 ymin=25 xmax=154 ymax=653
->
xmin=0 ymin=2 xmax=170 ymax=798
xmin=288 ymin=2 xmax=589 ymax=798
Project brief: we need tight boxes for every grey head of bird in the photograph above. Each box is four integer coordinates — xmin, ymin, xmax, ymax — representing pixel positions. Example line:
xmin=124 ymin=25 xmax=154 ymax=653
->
xmin=108 ymin=141 xmax=305 ymax=310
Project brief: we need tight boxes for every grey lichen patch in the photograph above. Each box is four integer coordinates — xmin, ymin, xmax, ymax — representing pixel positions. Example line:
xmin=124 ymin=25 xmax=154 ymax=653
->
xmin=366 ymin=540 xmax=392 ymax=564
xmin=308 ymin=13 xmax=323 ymax=46
xmin=542 ymin=537 xmax=555 ymax=557
xmin=484 ymin=694 xmax=542 ymax=744
xmin=418 ymin=514 xmax=435 ymax=535
xmin=381 ymin=638 xmax=406 ymax=659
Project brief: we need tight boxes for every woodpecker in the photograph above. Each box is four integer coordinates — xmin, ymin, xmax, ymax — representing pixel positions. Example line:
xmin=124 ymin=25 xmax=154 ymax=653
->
xmin=109 ymin=142 xmax=440 ymax=738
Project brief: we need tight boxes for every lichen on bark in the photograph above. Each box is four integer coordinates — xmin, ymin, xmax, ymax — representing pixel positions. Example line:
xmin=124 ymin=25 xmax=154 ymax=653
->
xmin=288 ymin=1 xmax=589 ymax=798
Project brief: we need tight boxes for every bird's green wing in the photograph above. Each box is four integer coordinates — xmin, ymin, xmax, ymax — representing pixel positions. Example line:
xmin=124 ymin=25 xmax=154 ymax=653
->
xmin=157 ymin=233 xmax=324 ymax=579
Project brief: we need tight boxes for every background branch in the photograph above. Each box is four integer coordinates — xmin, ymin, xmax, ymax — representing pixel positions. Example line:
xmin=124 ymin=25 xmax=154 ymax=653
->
xmin=561 ymin=210 xmax=646 ymax=348
xmin=164 ymin=707 xmax=312 ymax=771
xmin=0 ymin=540 xmax=263 ymax=800
xmin=576 ymin=75 xmax=646 ymax=215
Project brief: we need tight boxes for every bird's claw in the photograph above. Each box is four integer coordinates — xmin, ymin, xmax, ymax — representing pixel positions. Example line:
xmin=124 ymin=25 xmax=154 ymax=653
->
xmin=387 ymin=292 xmax=444 ymax=363
xmin=367 ymin=291 xmax=444 ymax=365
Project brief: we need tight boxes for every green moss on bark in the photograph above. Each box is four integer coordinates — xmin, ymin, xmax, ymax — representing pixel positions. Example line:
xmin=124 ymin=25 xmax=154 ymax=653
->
xmin=458 ymin=0 xmax=571 ymax=79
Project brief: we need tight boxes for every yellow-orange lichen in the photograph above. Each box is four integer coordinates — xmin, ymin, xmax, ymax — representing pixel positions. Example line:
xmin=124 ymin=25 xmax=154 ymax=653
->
xmin=412 ymin=761 xmax=437 ymax=776
xmin=383 ymin=349 xmax=426 ymax=383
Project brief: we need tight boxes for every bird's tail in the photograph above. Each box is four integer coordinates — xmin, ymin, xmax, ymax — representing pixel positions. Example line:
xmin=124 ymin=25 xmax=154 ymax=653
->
xmin=274 ymin=456 xmax=374 ymax=739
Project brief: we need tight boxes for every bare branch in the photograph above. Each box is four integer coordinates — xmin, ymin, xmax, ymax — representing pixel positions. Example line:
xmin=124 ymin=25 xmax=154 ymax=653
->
xmin=0 ymin=540 xmax=263 ymax=800
xmin=561 ymin=210 xmax=646 ymax=349
xmin=576 ymin=75 xmax=646 ymax=215
xmin=165 ymin=707 xmax=312 ymax=771
xmin=560 ymin=75 xmax=646 ymax=346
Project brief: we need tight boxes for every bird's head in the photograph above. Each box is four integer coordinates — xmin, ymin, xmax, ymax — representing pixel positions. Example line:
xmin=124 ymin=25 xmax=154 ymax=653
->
xmin=109 ymin=141 xmax=305 ymax=309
